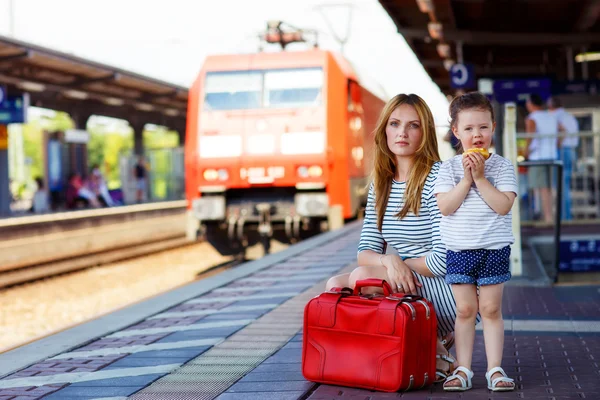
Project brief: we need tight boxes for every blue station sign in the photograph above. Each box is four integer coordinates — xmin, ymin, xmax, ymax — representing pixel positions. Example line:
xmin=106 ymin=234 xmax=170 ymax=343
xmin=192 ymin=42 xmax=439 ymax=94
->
xmin=0 ymin=95 xmax=27 ymax=124
xmin=559 ymin=239 xmax=600 ymax=272
xmin=492 ymin=78 xmax=551 ymax=103
xmin=450 ymin=63 xmax=475 ymax=89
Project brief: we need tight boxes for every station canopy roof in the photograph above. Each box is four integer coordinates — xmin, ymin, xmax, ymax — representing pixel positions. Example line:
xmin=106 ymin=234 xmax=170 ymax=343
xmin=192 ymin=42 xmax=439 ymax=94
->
xmin=0 ymin=34 xmax=188 ymax=127
xmin=379 ymin=0 xmax=600 ymax=95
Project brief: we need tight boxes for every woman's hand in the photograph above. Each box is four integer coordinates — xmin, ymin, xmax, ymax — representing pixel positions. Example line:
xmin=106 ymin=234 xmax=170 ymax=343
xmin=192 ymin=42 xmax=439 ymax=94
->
xmin=381 ymin=254 xmax=422 ymax=295
xmin=466 ymin=153 xmax=486 ymax=183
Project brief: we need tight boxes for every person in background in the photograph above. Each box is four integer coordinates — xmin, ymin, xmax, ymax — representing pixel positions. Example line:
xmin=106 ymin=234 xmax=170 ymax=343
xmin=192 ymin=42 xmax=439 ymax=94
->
xmin=525 ymin=94 xmax=558 ymax=224
xmin=134 ymin=155 xmax=148 ymax=203
xmin=90 ymin=165 xmax=115 ymax=207
xmin=66 ymin=173 xmax=97 ymax=209
xmin=547 ymin=97 xmax=579 ymax=221
xmin=31 ymin=177 xmax=49 ymax=213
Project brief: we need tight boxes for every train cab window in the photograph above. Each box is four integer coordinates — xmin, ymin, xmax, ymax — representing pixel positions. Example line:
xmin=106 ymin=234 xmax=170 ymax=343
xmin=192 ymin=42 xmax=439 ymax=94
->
xmin=204 ymin=71 xmax=262 ymax=110
xmin=264 ymin=68 xmax=323 ymax=108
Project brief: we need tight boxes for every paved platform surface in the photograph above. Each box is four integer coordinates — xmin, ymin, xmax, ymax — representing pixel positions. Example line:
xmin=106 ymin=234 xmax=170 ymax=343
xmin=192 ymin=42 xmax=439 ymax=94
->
xmin=0 ymin=221 xmax=598 ymax=399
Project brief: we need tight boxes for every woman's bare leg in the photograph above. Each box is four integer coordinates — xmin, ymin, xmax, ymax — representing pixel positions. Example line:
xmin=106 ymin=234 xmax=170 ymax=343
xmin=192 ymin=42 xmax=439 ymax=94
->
xmin=326 ymin=265 xmax=388 ymax=292
xmin=348 ymin=266 xmax=389 ymax=294
xmin=325 ymin=273 xmax=351 ymax=290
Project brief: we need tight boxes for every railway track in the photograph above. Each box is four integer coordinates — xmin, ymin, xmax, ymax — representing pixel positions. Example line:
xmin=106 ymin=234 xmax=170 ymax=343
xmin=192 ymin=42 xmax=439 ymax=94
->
xmin=0 ymin=244 xmax=250 ymax=354
xmin=0 ymin=236 xmax=195 ymax=289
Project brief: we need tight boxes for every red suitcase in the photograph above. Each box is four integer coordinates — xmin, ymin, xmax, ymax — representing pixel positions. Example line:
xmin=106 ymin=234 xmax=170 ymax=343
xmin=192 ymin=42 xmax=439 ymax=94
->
xmin=302 ymin=279 xmax=437 ymax=392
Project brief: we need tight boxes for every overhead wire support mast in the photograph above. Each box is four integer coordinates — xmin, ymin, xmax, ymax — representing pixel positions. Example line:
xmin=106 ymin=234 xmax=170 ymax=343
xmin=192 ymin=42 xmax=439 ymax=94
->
xmin=259 ymin=20 xmax=319 ymax=50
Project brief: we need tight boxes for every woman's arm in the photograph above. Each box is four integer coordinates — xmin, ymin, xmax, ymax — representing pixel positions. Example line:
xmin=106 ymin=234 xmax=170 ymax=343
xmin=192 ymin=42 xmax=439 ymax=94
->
xmin=357 ymin=184 xmax=386 ymax=256
xmin=525 ymin=118 xmax=536 ymax=159
xmin=423 ymin=180 xmax=448 ymax=278
xmin=357 ymin=250 xmax=422 ymax=294
xmin=404 ymin=257 xmax=434 ymax=277
xmin=358 ymin=250 xmax=431 ymax=279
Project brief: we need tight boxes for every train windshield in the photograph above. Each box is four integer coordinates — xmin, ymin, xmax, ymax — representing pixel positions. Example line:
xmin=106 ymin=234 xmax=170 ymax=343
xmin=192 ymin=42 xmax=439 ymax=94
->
xmin=204 ymin=68 xmax=323 ymax=110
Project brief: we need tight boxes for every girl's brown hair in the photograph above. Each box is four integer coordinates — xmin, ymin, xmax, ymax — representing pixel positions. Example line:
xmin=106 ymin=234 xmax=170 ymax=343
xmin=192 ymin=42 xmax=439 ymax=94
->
xmin=372 ymin=93 xmax=440 ymax=231
xmin=449 ymin=92 xmax=495 ymax=152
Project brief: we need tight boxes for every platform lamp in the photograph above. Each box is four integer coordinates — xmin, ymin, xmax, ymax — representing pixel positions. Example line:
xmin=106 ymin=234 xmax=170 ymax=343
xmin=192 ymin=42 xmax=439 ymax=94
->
xmin=428 ymin=22 xmax=443 ymax=40
xmin=437 ymin=43 xmax=451 ymax=59
xmin=443 ymin=59 xmax=455 ymax=71
xmin=416 ymin=0 xmax=434 ymax=13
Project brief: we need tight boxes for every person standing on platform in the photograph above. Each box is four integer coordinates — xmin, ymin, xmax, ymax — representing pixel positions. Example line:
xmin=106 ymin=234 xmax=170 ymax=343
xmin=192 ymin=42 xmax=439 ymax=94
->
xmin=90 ymin=165 xmax=114 ymax=207
xmin=31 ymin=177 xmax=49 ymax=213
xmin=134 ymin=156 xmax=148 ymax=204
xmin=548 ymin=97 xmax=579 ymax=220
xmin=325 ymin=93 xmax=460 ymax=384
xmin=525 ymin=94 xmax=558 ymax=224
xmin=436 ymin=92 xmax=517 ymax=392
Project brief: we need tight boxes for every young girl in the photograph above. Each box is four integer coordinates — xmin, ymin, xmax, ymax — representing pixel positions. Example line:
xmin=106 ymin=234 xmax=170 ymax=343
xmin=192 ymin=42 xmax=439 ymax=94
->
xmin=434 ymin=92 xmax=517 ymax=392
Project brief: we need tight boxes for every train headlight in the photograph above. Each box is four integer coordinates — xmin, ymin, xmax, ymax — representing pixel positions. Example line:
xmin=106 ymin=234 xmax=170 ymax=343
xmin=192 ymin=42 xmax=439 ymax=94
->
xmin=308 ymin=165 xmax=323 ymax=177
xmin=295 ymin=193 xmax=329 ymax=217
xmin=297 ymin=166 xmax=309 ymax=178
xmin=217 ymin=169 xmax=229 ymax=181
xmin=192 ymin=196 xmax=225 ymax=220
xmin=281 ymin=131 xmax=325 ymax=155
xmin=199 ymin=135 xmax=242 ymax=158
xmin=203 ymin=169 xmax=218 ymax=181
xmin=297 ymin=165 xmax=322 ymax=178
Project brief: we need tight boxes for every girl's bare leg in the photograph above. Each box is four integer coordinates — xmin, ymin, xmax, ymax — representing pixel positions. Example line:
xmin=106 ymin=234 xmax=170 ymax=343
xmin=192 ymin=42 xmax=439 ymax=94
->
xmin=444 ymin=284 xmax=478 ymax=388
xmin=479 ymin=283 xmax=512 ymax=388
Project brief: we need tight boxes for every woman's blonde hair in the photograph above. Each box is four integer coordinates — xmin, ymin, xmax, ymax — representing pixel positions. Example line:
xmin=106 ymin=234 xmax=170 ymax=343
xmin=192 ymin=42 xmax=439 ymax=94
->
xmin=372 ymin=93 xmax=440 ymax=231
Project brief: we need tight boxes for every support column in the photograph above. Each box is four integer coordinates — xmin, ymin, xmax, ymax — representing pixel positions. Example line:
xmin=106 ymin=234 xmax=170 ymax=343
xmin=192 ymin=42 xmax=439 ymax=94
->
xmin=68 ymin=110 xmax=92 ymax=175
xmin=0 ymin=125 xmax=10 ymax=215
xmin=503 ymin=103 xmax=522 ymax=277
xmin=130 ymin=119 xmax=146 ymax=156
xmin=124 ymin=119 xmax=146 ymax=205
xmin=70 ymin=110 xmax=92 ymax=131
xmin=581 ymin=46 xmax=589 ymax=80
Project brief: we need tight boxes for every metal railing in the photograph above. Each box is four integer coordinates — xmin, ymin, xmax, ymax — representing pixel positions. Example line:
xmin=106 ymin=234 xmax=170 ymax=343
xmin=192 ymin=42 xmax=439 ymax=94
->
xmin=515 ymin=131 xmax=600 ymax=222
xmin=517 ymin=160 xmax=564 ymax=282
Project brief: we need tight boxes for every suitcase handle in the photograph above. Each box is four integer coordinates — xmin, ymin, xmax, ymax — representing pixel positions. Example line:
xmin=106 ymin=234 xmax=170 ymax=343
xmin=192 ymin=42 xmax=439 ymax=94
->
xmin=386 ymin=294 xmax=424 ymax=302
xmin=353 ymin=279 xmax=393 ymax=296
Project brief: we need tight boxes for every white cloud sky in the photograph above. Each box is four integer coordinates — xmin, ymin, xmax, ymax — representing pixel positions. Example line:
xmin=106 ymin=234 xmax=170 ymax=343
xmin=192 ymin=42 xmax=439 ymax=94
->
xmin=0 ymin=0 xmax=450 ymax=124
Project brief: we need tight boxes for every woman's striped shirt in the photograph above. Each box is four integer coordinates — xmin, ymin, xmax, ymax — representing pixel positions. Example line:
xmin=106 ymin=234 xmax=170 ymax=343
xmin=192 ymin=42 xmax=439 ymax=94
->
xmin=357 ymin=162 xmax=458 ymax=335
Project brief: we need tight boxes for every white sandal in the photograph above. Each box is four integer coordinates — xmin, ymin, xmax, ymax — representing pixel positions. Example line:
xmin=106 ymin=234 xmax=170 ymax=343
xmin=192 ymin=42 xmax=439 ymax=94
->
xmin=435 ymin=353 xmax=456 ymax=383
xmin=485 ymin=366 xmax=515 ymax=391
xmin=443 ymin=366 xmax=473 ymax=391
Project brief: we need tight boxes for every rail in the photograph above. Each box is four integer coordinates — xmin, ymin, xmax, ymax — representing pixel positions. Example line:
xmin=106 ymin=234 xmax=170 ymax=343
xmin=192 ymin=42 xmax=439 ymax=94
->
xmin=515 ymin=130 xmax=600 ymax=222
xmin=0 ymin=235 xmax=191 ymax=289
xmin=517 ymin=160 xmax=564 ymax=282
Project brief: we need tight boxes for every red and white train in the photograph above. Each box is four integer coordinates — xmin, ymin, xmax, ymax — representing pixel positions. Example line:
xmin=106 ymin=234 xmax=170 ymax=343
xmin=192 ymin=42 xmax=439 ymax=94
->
xmin=185 ymin=47 xmax=385 ymax=255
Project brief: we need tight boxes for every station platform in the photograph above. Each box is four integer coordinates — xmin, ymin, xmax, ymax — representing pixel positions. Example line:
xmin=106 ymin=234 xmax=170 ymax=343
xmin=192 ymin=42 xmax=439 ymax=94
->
xmin=0 ymin=221 xmax=598 ymax=400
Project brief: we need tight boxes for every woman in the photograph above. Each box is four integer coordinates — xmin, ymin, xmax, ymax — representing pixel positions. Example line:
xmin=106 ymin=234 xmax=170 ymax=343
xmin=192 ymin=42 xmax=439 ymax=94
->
xmin=326 ymin=93 xmax=458 ymax=382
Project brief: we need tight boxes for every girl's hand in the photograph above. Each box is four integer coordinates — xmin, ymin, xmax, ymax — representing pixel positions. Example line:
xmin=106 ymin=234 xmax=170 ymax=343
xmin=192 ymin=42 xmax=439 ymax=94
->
xmin=462 ymin=155 xmax=474 ymax=183
xmin=467 ymin=153 xmax=486 ymax=183
xmin=381 ymin=255 xmax=422 ymax=295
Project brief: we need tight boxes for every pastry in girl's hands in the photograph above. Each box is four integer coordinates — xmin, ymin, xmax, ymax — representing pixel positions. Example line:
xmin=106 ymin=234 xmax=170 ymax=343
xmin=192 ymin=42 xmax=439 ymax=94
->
xmin=465 ymin=147 xmax=490 ymax=159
